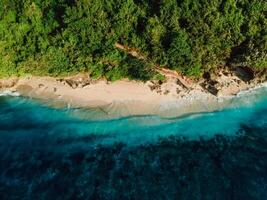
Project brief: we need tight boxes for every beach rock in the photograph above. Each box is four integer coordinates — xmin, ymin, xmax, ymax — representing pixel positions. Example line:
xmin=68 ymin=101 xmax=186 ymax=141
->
xmin=157 ymin=90 xmax=162 ymax=94
xmin=158 ymin=80 xmax=163 ymax=85
xmin=207 ymin=85 xmax=219 ymax=96
xmin=78 ymin=83 xmax=83 ymax=88
xmin=38 ymin=84 xmax=45 ymax=88
xmin=0 ymin=78 xmax=19 ymax=89
xmin=56 ymin=78 xmax=64 ymax=83
xmin=58 ymin=74 xmax=92 ymax=89
xmin=233 ymin=66 xmax=254 ymax=82
xmin=203 ymin=72 xmax=218 ymax=81
xmin=209 ymin=80 xmax=219 ymax=87
xmin=222 ymin=70 xmax=231 ymax=76
xmin=176 ymin=78 xmax=188 ymax=90
xmin=147 ymin=80 xmax=162 ymax=93
xmin=200 ymin=82 xmax=219 ymax=96
xmin=163 ymin=90 xmax=170 ymax=95
xmin=65 ymin=79 xmax=78 ymax=89
xmin=148 ymin=84 xmax=157 ymax=91
xmin=254 ymin=69 xmax=267 ymax=83
xmin=203 ymin=72 xmax=211 ymax=80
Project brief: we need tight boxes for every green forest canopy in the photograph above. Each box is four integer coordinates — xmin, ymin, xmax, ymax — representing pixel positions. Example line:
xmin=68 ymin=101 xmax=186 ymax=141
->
xmin=0 ymin=0 xmax=266 ymax=80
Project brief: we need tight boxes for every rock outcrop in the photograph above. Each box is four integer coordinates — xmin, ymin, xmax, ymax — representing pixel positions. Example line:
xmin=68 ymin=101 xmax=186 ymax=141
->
xmin=0 ymin=77 xmax=18 ymax=89
xmin=57 ymin=74 xmax=92 ymax=89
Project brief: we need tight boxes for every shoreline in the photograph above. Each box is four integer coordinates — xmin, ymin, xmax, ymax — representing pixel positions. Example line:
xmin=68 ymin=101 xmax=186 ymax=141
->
xmin=0 ymin=73 xmax=266 ymax=120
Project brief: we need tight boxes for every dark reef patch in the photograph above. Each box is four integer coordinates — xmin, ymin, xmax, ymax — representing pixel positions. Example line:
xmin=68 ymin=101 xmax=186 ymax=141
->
xmin=0 ymin=91 xmax=267 ymax=199
xmin=1 ymin=123 xmax=267 ymax=200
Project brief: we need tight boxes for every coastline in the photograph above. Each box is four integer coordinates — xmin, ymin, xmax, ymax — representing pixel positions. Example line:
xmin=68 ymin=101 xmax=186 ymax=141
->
xmin=0 ymin=72 xmax=266 ymax=120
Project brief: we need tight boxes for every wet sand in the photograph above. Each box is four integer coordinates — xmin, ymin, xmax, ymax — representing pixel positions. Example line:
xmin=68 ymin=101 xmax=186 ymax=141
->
xmin=0 ymin=75 xmax=266 ymax=120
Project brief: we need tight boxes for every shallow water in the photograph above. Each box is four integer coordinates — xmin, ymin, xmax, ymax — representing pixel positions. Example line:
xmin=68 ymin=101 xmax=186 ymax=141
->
xmin=0 ymin=87 xmax=267 ymax=199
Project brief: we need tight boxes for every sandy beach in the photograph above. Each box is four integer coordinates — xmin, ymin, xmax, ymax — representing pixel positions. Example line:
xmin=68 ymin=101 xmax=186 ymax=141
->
xmin=0 ymin=70 xmax=266 ymax=119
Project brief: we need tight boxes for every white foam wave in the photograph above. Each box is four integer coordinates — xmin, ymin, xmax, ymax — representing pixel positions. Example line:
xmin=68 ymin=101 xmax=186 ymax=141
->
xmin=0 ymin=90 xmax=20 ymax=97
xmin=262 ymin=82 xmax=267 ymax=87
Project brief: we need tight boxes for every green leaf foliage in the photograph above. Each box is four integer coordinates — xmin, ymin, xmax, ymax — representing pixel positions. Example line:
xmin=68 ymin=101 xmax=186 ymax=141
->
xmin=0 ymin=0 xmax=266 ymax=79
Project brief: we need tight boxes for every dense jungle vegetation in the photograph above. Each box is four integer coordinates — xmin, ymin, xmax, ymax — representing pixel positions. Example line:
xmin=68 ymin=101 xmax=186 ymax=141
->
xmin=0 ymin=0 xmax=266 ymax=80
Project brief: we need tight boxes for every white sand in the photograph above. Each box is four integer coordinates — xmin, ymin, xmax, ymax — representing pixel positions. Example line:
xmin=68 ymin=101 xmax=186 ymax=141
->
xmin=0 ymin=75 xmax=265 ymax=119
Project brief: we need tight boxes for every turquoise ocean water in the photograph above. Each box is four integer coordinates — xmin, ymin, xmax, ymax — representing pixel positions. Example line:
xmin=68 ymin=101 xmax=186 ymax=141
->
xmin=0 ymin=86 xmax=267 ymax=199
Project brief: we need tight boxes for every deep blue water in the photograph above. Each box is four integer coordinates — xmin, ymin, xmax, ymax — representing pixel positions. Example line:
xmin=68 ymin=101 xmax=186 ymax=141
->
xmin=0 ymin=87 xmax=267 ymax=199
